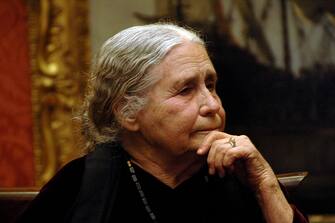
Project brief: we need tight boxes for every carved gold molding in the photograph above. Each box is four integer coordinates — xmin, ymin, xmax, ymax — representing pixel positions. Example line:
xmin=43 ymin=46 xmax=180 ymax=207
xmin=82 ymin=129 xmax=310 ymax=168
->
xmin=27 ymin=0 xmax=90 ymax=186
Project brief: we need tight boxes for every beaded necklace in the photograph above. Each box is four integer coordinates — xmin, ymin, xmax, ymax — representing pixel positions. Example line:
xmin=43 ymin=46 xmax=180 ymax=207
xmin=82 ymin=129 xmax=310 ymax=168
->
xmin=126 ymin=160 xmax=210 ymax=223
xmin=127 ymin=160 xmax=158 ymax=222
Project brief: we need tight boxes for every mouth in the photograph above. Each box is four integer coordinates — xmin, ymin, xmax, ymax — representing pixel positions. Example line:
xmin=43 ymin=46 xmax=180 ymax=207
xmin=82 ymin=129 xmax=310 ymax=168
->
xmin=194 ymin=128 xmax=220 ymax=135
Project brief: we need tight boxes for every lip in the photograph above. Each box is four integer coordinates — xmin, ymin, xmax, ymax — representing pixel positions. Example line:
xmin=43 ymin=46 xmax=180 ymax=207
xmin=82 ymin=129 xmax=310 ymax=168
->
xmin=195 ymin=128 xmax=219 ymax=134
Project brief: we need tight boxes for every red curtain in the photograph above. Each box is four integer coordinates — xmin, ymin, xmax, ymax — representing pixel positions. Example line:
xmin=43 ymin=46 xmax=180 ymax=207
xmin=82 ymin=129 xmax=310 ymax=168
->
xmin=0 ymin=0 xmax=34 ymax=187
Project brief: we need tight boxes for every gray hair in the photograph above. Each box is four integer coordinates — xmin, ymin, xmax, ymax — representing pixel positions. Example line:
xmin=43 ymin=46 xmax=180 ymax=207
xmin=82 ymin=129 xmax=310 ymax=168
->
xmin=81 ymin=23 xmax=204 ymax=151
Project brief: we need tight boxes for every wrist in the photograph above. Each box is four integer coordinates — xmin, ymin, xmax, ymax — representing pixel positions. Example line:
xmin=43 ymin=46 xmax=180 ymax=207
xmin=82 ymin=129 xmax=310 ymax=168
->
xmin=255 ymin=180 xmax=293 ymax=223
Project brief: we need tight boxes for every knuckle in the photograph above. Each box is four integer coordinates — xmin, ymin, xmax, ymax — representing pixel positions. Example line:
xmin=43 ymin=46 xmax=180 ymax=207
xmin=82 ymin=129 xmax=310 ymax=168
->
xmin=207 ymin=155 xmax=213 ymax=163
xmin=239 ymin=135 xmax=249 ymax=140
xmin=211 ymin=140 xmax=220 ymax=148
xmin=212 ymin=140 xmax=226 ymax=151
xmin=226 ymin=149 xmax=236 ymax=160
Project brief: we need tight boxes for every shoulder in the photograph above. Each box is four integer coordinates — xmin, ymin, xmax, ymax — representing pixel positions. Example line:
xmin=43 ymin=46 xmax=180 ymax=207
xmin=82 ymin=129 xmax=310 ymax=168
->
xmin=17 ymin=143 xmax=124 ymax=223
xmin=17 ymin=156 xmax=86 ymax=223
xmin=40 ymin=156 xmax=86 ymax=193
xmin=40 ymin=156 xmax=86 ymax=190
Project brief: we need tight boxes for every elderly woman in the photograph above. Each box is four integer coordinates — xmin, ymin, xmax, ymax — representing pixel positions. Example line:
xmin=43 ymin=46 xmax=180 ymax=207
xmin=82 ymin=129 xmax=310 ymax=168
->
xmin=18 ymin=24 xmax=308 ymax=223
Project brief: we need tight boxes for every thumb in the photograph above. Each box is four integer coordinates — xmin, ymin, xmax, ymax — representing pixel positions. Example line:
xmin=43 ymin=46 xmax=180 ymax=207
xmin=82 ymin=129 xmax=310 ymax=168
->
xmin=197 ymin=131 xmax=232 ymax=155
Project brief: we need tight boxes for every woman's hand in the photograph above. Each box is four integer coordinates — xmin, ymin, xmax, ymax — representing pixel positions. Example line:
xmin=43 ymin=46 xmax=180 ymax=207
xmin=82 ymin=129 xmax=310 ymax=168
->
xmin=196 ymin=131 xmax=277 ymax=191
xmin=196 ymin=131 xmax=294 ymax=223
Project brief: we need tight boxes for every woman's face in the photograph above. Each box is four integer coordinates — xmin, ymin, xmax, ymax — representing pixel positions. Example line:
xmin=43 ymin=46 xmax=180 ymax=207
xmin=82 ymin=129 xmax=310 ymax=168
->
xmin=133 ymin=41 xmax=226 ymax=156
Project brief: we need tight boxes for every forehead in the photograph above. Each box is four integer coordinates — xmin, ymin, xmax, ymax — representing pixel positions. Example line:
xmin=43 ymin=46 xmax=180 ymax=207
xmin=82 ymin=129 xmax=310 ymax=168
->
xmin=164 ymin=41 xmax=210 ymax=66
xmin=150 ymin=42 xmax=216 ymax=83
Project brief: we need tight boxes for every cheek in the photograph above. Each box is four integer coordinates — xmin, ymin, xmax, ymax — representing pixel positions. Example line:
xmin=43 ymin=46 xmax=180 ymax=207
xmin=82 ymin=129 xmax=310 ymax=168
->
xmin=163 ymin=99 xmax=199 ymax=131
xmin=214 ymin=95 xmax=226 ymax=130
xmin=219 ymin=107 xmax=226 ymax=130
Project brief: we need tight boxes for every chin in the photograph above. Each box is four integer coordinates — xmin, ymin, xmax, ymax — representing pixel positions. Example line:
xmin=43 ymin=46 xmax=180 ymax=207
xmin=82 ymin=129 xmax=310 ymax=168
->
xmin=188 ymin=138 xmax=206 ymax=151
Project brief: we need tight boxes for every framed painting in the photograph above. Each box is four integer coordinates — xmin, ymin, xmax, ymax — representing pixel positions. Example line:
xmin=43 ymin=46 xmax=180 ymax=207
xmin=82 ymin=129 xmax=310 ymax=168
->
xmin=28 ymin=0 xmax=90 ymax=186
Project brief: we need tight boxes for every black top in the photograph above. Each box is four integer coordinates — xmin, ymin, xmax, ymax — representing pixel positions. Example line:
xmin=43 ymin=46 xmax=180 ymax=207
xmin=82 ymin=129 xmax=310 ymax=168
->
xmin=111 ymin=159 xmax=265 ymax=222
xmin=17 ymin=143 xmax=307 ymax=223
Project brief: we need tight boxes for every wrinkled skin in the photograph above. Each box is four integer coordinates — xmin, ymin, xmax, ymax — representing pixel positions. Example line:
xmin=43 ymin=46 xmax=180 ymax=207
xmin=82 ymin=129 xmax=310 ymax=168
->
xmin=122 ymin=41 xmax=294 ymax=223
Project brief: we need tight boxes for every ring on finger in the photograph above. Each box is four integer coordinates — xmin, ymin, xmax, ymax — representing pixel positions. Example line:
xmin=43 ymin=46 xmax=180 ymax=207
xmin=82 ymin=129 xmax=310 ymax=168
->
xmin=228 ymin=137 xmax=236 ymax=148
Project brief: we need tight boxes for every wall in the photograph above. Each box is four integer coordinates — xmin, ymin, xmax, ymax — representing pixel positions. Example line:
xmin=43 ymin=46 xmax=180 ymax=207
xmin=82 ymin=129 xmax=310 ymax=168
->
xmin=89 ymin=0 xmax=155 ymax=54
xmin=0 ymin=0 xmax=34 ymax=187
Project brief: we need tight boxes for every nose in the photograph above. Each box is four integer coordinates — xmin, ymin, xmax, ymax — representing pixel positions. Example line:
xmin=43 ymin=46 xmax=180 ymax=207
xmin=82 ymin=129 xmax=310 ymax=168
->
xmin=199 ymin=90 xmax=221 ymax=116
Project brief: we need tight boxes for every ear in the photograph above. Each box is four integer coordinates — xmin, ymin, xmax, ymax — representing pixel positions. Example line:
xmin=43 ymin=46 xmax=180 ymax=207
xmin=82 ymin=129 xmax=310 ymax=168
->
xmin=120 ymin=116 xmax=140 ymax=132
xmin=113 ymin=100 xmax=140 ymax=132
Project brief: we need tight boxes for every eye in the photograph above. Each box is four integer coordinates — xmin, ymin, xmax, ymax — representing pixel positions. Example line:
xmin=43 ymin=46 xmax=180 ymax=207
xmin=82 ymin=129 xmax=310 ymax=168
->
xmin=206 ymin=81 xmax=216 ymax=92
xmin=179 ymin=85 xmax=193 ymax=96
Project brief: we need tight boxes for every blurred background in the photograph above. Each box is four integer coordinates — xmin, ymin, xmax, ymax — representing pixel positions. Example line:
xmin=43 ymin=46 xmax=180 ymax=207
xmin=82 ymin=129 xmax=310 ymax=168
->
xmin=0 ymin=0 xmax=334 ymax=222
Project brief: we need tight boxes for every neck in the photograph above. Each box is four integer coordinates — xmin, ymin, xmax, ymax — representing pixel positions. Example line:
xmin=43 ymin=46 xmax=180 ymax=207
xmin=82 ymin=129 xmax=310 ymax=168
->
xmin=121 ymin=134 xmax=205 ymax=188
xmin=129 ymin=151 xmax=204 ymax=188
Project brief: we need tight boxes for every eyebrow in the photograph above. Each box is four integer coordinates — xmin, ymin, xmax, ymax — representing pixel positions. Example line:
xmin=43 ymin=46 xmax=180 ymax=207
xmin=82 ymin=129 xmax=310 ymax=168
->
xmin=173 ymin=71 xmax=218 ymax=88
xmin=205 ymin=72 xmax=218 ymax=82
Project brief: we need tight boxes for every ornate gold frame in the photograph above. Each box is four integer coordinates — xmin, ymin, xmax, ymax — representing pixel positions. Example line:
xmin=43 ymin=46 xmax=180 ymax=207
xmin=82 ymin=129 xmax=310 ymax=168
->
xmin=27 ymin=0 xmax=90 ymax=186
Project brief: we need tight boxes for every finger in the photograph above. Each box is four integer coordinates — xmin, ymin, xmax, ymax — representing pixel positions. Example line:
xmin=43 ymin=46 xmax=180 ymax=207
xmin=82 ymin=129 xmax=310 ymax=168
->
xmin=214 ymin=149 xmax=226 ymax=178
xmin=197 ymin=131 xmax=232 ymax=155
xmin=206 ymin=143 xmax=217 ymax=175
xmin=207 ymin=139 xmax=229 ymax=175
xmin=222 ymin=146 xmax=250 ymax=168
